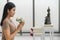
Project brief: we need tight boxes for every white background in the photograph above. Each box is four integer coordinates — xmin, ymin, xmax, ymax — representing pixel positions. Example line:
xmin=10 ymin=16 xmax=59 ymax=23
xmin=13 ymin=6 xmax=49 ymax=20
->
xmin=0 ymin=0 xmax=7 ymax=32
xmin=0 ymin=0 xmax=59 ymax=32
xmin=35 ymin=0 xmax=59 ymax=31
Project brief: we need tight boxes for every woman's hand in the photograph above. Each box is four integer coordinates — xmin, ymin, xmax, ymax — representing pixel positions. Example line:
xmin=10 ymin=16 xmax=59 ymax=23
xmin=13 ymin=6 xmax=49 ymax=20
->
xmin=17 ymin=22 xmax=25 ymax=32
xmin=19 ymin=22 xmax=25 ymax=27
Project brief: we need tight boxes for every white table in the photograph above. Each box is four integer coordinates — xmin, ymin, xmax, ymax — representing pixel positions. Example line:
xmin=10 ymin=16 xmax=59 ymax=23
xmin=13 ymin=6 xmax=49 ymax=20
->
xmin=31 ymin=25 xmax=54 ymax=40
xmin=44 ymin=25 xmax=54 ymax=40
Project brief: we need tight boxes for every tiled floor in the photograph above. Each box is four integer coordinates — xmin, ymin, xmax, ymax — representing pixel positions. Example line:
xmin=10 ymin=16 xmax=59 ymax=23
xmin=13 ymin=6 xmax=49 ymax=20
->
xmin=0 ymin=33 xmax=60 ymax=40
xmin=14 ymin=35 xmax=60 ymax=40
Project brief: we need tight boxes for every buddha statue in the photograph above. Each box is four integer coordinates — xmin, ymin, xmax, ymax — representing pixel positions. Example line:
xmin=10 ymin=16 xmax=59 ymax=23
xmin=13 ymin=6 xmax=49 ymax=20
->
xmin=44 ymin=7 xmax=51 ymax=24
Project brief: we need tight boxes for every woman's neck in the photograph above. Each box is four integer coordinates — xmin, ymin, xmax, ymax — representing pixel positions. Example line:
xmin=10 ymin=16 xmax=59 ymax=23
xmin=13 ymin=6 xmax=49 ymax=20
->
xmin=6 ymin=15 xmax=11 ymax=20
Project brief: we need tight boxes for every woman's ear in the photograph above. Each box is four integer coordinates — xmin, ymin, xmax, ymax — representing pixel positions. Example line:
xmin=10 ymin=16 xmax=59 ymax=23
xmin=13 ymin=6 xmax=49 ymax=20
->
xmin=7 ymin=9 xmax=9 ymax=13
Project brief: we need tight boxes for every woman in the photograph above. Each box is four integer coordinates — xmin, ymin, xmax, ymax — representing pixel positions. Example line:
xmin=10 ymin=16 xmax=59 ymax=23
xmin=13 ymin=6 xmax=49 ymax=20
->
xmin=1 ymin=2 xmax=24 ymax=40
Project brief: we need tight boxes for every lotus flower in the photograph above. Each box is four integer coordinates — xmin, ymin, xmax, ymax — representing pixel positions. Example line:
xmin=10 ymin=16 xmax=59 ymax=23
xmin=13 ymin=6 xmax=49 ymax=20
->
xmin=16 ymin=17 xmax=24 ymax=23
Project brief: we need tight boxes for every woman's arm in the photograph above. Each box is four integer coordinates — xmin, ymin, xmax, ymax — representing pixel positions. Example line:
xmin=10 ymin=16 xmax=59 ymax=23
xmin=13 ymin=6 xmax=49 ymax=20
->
xmin=3 ymin=20 xmax=24 ymax=40
xmin=10 ymin=22 xmax=24 ymax=38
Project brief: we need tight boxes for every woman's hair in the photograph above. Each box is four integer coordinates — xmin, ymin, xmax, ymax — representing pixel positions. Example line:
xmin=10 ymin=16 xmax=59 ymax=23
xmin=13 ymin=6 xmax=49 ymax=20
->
xmin=1 ymin=2 xmax=15 ymax=26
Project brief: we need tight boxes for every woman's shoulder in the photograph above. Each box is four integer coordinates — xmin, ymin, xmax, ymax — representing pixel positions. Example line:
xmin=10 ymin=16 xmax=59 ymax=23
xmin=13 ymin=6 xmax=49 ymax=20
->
xmin=3 ymin=18 xmax=9 ymax=24
xmin=2 ymin=18 xmax=10 ymax=28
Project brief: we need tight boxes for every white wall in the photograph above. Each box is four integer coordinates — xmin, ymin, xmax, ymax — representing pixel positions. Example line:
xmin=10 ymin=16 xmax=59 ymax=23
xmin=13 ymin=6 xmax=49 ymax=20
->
xmin=0 ymin=0 xmax=59 ymax=32
xmin=35 ymin=0 xmax=59 ymax=31
xmin=9 ymin=0 xmax=33 ymax=32
xmin=0 ymin=0 xmax=7 ymax=32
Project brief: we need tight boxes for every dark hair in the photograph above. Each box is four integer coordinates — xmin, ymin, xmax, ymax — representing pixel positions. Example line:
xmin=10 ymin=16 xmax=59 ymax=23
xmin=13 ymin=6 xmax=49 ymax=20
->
xmin=1 ymin=2 xmax=15 ymax=26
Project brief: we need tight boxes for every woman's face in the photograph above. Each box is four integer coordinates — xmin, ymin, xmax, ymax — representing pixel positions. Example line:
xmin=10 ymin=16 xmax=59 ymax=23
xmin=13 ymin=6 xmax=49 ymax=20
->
xmin=8 ymin=7 xmax=16 ymax=17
